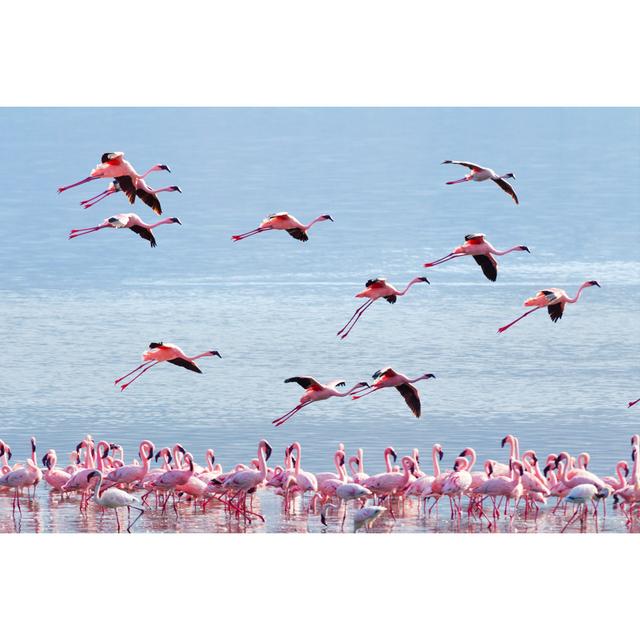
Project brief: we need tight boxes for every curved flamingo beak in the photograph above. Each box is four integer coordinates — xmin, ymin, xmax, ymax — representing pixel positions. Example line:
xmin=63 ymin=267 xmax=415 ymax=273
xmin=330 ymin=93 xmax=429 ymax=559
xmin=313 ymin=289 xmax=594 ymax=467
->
xmin=159 ymin=165 xmax=171 ymax=172
xmin=438 ymin=449 xmax=444 ymax=461
xmin=209 ymin=351 xmax=222 ymax=358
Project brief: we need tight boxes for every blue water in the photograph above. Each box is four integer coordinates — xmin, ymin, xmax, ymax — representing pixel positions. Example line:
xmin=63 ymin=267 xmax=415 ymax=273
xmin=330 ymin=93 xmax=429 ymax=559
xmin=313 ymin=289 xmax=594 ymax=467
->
xmin=0 ymin=109 xmax=638 ymax=520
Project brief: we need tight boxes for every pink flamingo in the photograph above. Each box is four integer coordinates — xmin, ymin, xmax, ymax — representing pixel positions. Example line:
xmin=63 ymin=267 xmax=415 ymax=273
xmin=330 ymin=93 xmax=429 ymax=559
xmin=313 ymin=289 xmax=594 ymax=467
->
xmin=42 ymin=450 xmax=72 ymax=493
xmin=441 ymin=457 xmax=473 ymax=518
xmin=149 ymin=452 xmax=197 ymax=516
xmin=272 ymin=377 xmax=369 ymax=427
xmin=68 ymin=214 xmax=182 ymax=247
xmin=115 ymin=342 xmax=222 ymax=391
xmin=316 ymin=445 xmax=348 ymax=486
xmin=441 ymin=160 xmax=519 ymax=204
xmin=57 ymin=152 xmax=170 ymax=192
xmin=351 ymin=368 xmax=436 ymax=418
xmin=336 ymin=277 xmax=429 ymax=339
xmin=104 ymin=440 xmax=155 ymax=489
xmin=423 ymin=233 xmax=529 ymax=281
xmin=0 ymin=438 xmax=43 ymax=514
xmin=232 ymin=212 xmax=333 ymax=242
xmin=89 ymin=175 xmax=181 ymax=215
xmin=285 ymin=442 xmax=318 ymax=506
xmin=363 ymin=456 xmax=417 ymax=515
xmin=62 ymin=439 xmax=110 ymax=509
xmin=473 ymin=459 xmax=524 ymax=522
xmin=348 ymin=448 xmax=369 ymax=485
xmin=498 ymin=281 xmax=600 ymax=333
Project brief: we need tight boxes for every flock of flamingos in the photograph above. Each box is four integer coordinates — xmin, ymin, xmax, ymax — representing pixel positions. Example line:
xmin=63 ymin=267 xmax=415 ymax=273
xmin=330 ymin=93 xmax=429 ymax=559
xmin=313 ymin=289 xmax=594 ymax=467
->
xmin=0 ymin=152 xmax=638 ymax=533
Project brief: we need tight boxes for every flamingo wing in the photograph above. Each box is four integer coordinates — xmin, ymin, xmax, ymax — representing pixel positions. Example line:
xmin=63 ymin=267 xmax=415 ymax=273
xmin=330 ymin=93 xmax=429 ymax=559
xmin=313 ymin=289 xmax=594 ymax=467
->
xmin=547 ymin=302 xmax=565 ymax=322
xmin=384 ymin=295 xmax=397 ymax=304
xmin=396 ymin=382 xmax=421 ymax=418
xmin=492 ymin=177 xmax=519 ymax=204
xmin=136 ymin=189 xmax=162 ymax=215
xmin=472 ymin=254 xmax=498 ymax=281
xmin=372 ymin=367 xmax=395 ymax=380
xmin=326 ymin=379 xmax=346 ymax=389
xmin=114 ymin=176 xmax=136 ymax=204
xmin=285 ymin=376 xmax=321 ymax=389
xmin=285 ymin=228 xmax=308 ymax=242
xmin=365 ymin=278 xmax=386 ymax=288
xmin=168 ymin=358 xmax=203 ymax=373
xmin=464 ymin=233 xmax=486 ymax=243
xmin=443 ymin=160 xmax=486 ymax=171
xmin=129 ymin=225 xmax=157 ymax=247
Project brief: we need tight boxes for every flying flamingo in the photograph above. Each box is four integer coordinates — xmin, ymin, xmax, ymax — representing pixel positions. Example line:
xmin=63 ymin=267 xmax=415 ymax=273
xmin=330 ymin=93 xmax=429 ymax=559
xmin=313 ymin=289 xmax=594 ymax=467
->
xmin=231 ymin=212 xmax=333 ymax=242
xmin=69 ymin=214 xmax=182 ymax=247
xmin=351 ymin=368 xmax=436 ymax=418
xmin=87 ymin=470 xmax=144 ymax=533
xmin=57 ymin=152 xmax=171 ymax=192
xmin=441 ymin=160 xmax=519 ymax=204
xmin=114 ymin=342 xmax=222 ymax=391
xmin=92 ymin=175 xmax=181 ymax=215
xmin=497 ymin=281 xmax=601 ymax=333
xmin=336 ymin=277 xmax=429 ymax=339
xmin=272 ymin=377 xmax=369 ymax=427
xmin=423 ymin=233 xmax=530 ymax=282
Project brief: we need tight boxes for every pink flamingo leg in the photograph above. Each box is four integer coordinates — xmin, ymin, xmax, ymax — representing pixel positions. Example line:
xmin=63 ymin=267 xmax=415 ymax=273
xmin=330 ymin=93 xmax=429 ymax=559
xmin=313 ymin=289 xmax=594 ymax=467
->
xmin=57 ymin=176 xmax=99 ymax=193
xmin=82 ymin=190 xmax=117 ymax=209
xmin=445 ymin=177 xmax=470 ymax=185
xmin=497 ymin=307 xmax=540 ymax=333
xmin=114 ymin=361 xmax=157 ymax=385
xmin=423 ymin=253 xmax=463 ymax=268
xmin=231 ymin=228 xmax=268 ymax=242
xmin=80 ymin=188 xmax=113 ymax=205
xmin=338 ymin=299 xmax=375 ymax=339
xmin=273 ymin=404 xmax=306 ymax=427
xmin=69 ymin=226 xmax=107 ymax=239
xmin=351 ymin=386 xmax=382 ymax=400
xmin=119 ymin=362 xmax=159 ymax=392
xmin=337 ymin=299 xmax=374 ymax=336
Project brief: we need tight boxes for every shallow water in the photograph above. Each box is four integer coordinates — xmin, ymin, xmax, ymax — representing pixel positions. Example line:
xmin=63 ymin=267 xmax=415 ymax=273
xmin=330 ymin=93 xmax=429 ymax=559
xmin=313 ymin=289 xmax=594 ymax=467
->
xmin=0 ymin=108 xmax=638 ymax=533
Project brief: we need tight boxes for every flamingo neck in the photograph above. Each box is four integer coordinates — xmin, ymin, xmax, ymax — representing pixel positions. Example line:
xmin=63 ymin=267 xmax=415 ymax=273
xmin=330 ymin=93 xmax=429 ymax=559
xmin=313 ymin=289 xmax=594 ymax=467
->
xmin=148 ymin=218 xmax=175 ymax=230
xmin=304 ymin=215 xmax=329 ymax=230
xmin=465 ymin=448 xmax=476 ymax=472
xmin=432 ymin=446 xmax=441 ymax=476
xmin=566 ymin=283 xmax=590 ymax=304
xmin=492 ymin=245 xmax=524 ymax=256
xmin=358 ymin=449 xmax=364 ymax=473
xmin=398 ymin=278 xmax=423 ymax=296
xmin=384 ymin=449 xmax=394 ymax=473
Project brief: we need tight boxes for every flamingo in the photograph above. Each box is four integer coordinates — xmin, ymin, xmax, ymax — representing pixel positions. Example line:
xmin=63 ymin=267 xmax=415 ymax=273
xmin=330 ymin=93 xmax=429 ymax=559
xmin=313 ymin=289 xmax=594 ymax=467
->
xmin=423 ymin=233 xmax=529 ymax=282
xmin=498 ymin=281 xmax=601 ymax=333
xmin=272 ymin=377 xmax=369 ymax=427
xmin=441 ymin=160 xmax=519 ymax=204
xmin=231 ymin=212 xmax=333 ymax=242
xmin=87 ymin=470 xmax=144 ymax=533
xmin=363 ymin=456 xmax=417 ymax=510
xmin=0 ymin=437 xmax=42 ymax=514
xmin=351 ymin=368 xmax=436 ymax=418
xmin=42 ymin=450 xmax=72 ymax=493
xmin=97 ymin=175 xmax=181 ymax=215
xmin=57 ymin=152 xmax=171 ymax=193
xmin=104 ymin=440 xmax=155 ymax=488
xmin=473 ymin=459 xmax=524 ymax=521
xmin=348 ymin=448 xmax=369 ymax=485
xmin=286 ymin=441 xmax=318 ymax=505
xmin=441 ymin=457 xmax=473 ymax=518
xmin=353 ymin=505 xmax=386 ymax=532
xmin=68 ymin=214 xmax=182 ymax=247
xmin=561 ymin=484 xmax=609 ymax=532
xmin=115 ymin=342 xmax=222 ymax=391
xmin=336 ymin=276 xmax=429 ymax=339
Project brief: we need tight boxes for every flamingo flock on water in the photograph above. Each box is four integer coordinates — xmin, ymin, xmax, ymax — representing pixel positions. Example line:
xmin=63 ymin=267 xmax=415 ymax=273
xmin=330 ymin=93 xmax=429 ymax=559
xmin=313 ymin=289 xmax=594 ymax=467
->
xmin=1 ymin=433 xmax=639 ymax=533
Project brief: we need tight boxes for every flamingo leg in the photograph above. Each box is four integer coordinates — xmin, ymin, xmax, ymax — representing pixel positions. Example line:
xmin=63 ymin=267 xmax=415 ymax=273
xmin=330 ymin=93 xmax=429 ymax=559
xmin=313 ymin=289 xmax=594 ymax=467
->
xmin=68 ymin=226 xmax=107 ymax=239
xmin=423 ymin=253 xmax=463 ymax=268
xmin=272 ymin=404 xmax=306 ymax=427
xmin=351 ymin=386 xmax=382 ymax=400
xmin=80 ymin=188 xmax=113 ymax=206
xmin=337 ymin=299 xmax=374 ymax=336
xmin=82 ymin=190 xmax=116 ymax=209
xmin=338 ymin=299 xmax=375 ymax=339
xmin=115 ymin=509 xmax=121 ymax=533
xmin=497 ymin=307 xmax=540 ymax=333
xmin=117 ymin=362 xmax=159 ymax=391
xmin=445 ymin=176 xmax=470 ymax=185
xmin=231 ymin=228 xmax=269 ymax=242
xmin=127 ymin=506 xmax=144 ymax=532
xmin=57 ymin=176 xmax=98 ymax=193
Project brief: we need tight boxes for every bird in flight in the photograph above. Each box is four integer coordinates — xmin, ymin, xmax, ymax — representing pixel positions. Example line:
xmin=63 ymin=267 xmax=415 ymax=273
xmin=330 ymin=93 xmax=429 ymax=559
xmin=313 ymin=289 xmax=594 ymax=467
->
xmin=232 ymin=212 xmax=333 ymax=242
xmin=69 ymin=214 xmax=182 ymax=247
xmin=424 ymin=233 xmax=529 ymax=281
xmin=498 ymin=281 xmax=600 ymax=333
xmin=442 ymin=160 xmax=519 ymax=204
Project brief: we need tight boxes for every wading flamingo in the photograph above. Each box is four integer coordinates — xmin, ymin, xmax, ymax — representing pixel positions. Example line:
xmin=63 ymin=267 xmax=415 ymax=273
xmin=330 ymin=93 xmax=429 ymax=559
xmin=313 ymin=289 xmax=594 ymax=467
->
xmin=57 ymin=152 xmax=171 ymax=194
xmin=0 ymin=438 xmax=42 ymax=514
xmin=42 ymin=450 xmax=72 ymax=493
xmin=87 ymin=470 xmax=144 ymax=533
xmin=423 ymin=233 xmax=529 ymax=282
xmin=272 ymin=377 xmax=369 ymax=427
xmin=105 ymin=440 xmax=155 ymax=488
xmin=497 ymin=281 xmax=600 ymax=333
xmin=232 ymin=212 xmax=333 ymax=242
xmin=69 ymin=214 xmax=182 ymax=247
xmin=115 ymin=343 xmax=222 ymax=391
xmin=441 ymin=160 xmax=519 ymax=204
xmin=337 ymin=277 xmax=429 ymax=339
xmin=351 ymin=368 xmax=436 ymax=418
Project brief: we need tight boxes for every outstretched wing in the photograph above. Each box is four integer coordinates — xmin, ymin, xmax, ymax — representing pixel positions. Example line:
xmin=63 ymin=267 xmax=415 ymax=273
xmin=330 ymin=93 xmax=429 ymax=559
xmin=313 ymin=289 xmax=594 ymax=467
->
xmin=326 ymin=379 xmax=346 ymax=389
xmin=284 ymin=376 xmax=321 ymax=389
xmin=442 ymin=160 xmax=486 ymax=171
xmin=168 ymin=358 xmax=203 ymax=373
xmin=285 ymin=228 xmax=308 ymax=242
xmin=464 ymin=233 xmax=485 ymax=243
xmin=372 ymin=367 xmax=395 ymax=380
xmin=115 ymin=176 xmax=136 ymax=204
xmin=136 ymin=189 xmax=162 ymax=215
xmin=472 ymin=254 xmax=498 ymax=282
xmin=365 ymin=278 xmax=386 ymax=288
xmin=492 ymin=177 xmax=519 ymax=204
xmin=396 ymin=383 xmax=421 ymax=418
xmin=548 ymin=302 xmax=565 ymax=323
xmin=129 ymin=225 xmax=157 ymax=247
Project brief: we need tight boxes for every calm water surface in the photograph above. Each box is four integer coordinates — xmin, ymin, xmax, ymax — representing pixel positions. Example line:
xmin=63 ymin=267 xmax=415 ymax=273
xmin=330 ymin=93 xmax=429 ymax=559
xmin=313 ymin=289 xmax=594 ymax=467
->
xmin=0 ymin=108 xmax=638 ymax=532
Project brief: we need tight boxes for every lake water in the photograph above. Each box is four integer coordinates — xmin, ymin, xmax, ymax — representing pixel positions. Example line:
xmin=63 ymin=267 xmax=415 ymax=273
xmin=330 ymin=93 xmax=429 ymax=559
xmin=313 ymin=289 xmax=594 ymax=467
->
xmin=0 ymin=108 xmax=638 ymax=533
